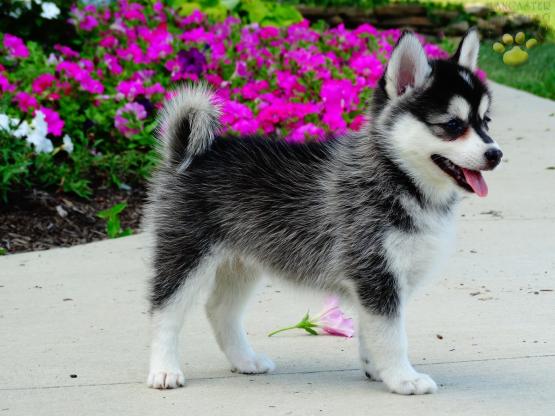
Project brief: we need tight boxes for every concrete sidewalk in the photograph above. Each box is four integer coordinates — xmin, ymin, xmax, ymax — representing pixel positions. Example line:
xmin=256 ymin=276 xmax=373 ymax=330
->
xmin=1 ymin=82 xmax=554 ymax=415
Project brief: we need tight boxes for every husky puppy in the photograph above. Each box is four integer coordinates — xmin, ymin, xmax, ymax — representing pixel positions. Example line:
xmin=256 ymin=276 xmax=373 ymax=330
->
xmin=144 ymin=29 xmax=502 ymax=394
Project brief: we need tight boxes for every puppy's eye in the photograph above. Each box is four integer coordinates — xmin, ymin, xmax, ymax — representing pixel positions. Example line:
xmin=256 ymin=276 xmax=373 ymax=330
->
xmin=443 ymin=118 xmax=467 ymax=138
xmin=483 ymin=115 xmax=491 ymax=130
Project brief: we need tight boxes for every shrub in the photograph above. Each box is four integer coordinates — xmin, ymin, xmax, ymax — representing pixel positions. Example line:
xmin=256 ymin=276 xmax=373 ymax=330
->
xmin=0 ymin=1 xmax=450 ymax=201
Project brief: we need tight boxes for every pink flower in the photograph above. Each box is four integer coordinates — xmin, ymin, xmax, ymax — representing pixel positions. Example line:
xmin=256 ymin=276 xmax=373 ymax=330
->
xmin=475 ymin=68 xmax=487 ymax=81
xmin=287 ymin=123 xmax=325 ymax=143
xmin=54 ymin=44 xmax=80 ymax=58
xmin=181 ymin=9 xmax=204 ymax=26
xmin=0 ymin=73 xmax=15 ymax=93
xmin=103 ymin=54 xmax=122 ymax=75
xmin=14 ymin=92 xmax=38 ymax=112
xmin=268 ymin=296 xmax=354 ymax=338
xmin=316 ymin=296 xmax=354 ymax=337
xmin=115 ymin=102 xmax=147 ymax=137
xmin=321 ymin=79 xmax=359 ymax=112
xmin=349 ymin=114 xmax=366 ymax=131
xmin=350 ymin=54 xmax=384 ymax=87
xmin=32 ymin=74 xmax=56 ymax=94
xmin=3 ymin=34 xmax=29 ymax=59
xmin=38 ymin=107 xmax=64 ymax=136
xmin=222 ymin=100 xmax=258 ymax=130
xmin=99 ymin=36 xmax=118 ymax=49
xmin=80 ymin=15 xmax=99 ymax=31
xmin=424 ymin=43 xmax=449 ymax=59
xmin=323 ymin=110 xmax=347 ymax=133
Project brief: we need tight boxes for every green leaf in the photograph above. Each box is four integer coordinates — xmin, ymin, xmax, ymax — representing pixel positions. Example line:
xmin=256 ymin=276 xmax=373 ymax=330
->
xmin=0 ymin=247 xmax=6 ymax=255
xmin=304 ymin=327 xmax=318 ymax=335
xmin=176 ymin=2 xmax=202 ymax=16
xmin=106 ymin=216 xmax=121 ymax=238
xmin=97 ymin=202 xmax=127 ymax=219
xmin=220 ymin=0 xmax=240 ymax=10
xmin=241 ymin=0 xmax=268 ymax=23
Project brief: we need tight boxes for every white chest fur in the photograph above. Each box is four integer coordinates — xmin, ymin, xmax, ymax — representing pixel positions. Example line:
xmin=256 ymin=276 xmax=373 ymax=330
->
xmin=383 ymin=207 xmax=457 ymax=298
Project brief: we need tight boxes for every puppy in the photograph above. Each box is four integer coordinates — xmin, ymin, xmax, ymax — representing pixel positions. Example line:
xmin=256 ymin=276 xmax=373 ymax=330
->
xmin=144 ymin=29 xmax=502 ymax=394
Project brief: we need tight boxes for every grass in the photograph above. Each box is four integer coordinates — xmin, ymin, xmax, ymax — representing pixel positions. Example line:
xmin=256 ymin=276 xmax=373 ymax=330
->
xmin=429 ymin=0 xmax=555 ymax=33
xmin=478 ymin=41 xmax=555 ymax=100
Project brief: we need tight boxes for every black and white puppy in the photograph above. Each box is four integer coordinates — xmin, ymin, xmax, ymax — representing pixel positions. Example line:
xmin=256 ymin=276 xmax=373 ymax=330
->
xmin=144 ymin=29 xmax=502 ymax=394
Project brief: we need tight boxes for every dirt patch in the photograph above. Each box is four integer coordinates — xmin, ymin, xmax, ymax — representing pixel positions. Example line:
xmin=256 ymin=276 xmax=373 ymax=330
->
xmin=0 ymin=187 xmax=146 ymax=255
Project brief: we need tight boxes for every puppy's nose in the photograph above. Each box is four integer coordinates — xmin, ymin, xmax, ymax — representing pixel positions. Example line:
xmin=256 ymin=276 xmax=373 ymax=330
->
xmin=484 ymin=148 xmax=503 ymax=168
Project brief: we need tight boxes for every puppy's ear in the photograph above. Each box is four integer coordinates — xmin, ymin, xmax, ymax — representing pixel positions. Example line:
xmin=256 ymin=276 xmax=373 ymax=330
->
xmin=385 ymin=32 xmax=431 ymax=99
xmin=452 ymin=28 xmax=480 ymax=71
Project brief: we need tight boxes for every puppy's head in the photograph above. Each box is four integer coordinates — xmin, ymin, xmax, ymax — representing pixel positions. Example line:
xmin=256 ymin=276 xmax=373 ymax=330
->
xmin=372 ymin=29 xmax=502 ymax=200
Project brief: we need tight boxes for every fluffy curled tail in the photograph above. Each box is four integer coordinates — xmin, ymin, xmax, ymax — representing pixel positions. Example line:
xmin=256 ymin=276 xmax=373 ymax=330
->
xmin=156 ymin=84 xmax=221 ymax=172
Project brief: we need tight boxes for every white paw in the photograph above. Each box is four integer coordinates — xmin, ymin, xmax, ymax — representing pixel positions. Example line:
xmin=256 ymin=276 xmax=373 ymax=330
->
xmin=147 ymin=369 xmax=185 ymax=389
xmin=382 ymin=369 xmax=437 ymax=395
xmin=231 ymin=353 xmax=275 ymax=374
xmin=361 ymin=358 xmax=382 ymax=381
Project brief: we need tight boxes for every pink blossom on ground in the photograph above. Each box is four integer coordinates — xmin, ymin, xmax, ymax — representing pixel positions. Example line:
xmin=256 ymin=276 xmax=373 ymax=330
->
xmin=14 ymin=92 xmax=38 ymax=112
xmin=315 ymin=296 xmax=354 ymax=337
xmin=268 ymin=295 xmax=354 ymax=337
xmin=3 ymin=34 xmax=29 ymax=59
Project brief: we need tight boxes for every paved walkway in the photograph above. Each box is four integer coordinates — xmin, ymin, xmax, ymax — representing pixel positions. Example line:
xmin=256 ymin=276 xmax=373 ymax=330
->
xmin=1 ymin=83 xmax=555 ymax=415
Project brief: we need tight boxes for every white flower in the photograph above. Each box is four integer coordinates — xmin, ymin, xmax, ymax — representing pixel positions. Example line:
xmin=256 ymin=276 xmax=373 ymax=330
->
xmin=62 ymin=134 xmax=74 ymax=153
xmin=26 ymin=130 xmax=53 ymax=153
xmin=2 ymin=111 xmax=55 ymax=154
xmin=40 ymin=2 xmax=60 ymax=19
xmin=12 ymin=120 xmax=30 ymax=138
xmin=31 ymin=110 xmax=48 ymax=136
xmin=47 ymin=53 xmax=59 ymax=66
xmin=0 ymin=114 xmax=11 ymax=132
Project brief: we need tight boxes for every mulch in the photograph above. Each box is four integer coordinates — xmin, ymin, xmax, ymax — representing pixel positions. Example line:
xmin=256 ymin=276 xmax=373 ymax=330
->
xmin=0 ymin=187 xmax=146 ymax=255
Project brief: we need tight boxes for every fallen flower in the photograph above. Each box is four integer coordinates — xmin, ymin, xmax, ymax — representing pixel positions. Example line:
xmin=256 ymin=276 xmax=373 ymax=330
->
xmin=268 ymin=296 xmax=354 ymax=338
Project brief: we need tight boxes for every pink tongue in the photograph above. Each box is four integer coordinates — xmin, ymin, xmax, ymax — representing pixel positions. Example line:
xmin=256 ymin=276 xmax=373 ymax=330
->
xmin=462 ymin=168 xmax=488 ymax=197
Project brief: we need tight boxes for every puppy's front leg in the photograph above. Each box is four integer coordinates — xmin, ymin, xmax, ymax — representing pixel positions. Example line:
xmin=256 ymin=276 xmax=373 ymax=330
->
xmin=358 ymin=305 xmax=437 ymax=395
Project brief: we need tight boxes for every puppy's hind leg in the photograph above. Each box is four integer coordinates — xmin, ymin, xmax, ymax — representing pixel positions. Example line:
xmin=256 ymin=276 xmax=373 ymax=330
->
xmin=147 ymin=248 xmax=219 ymax=389
xmin=206 ymin=257 xmax=275 ymax=374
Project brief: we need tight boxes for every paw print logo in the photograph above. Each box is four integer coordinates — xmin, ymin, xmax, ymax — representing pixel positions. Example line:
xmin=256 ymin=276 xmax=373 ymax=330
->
xmin=493 ymin=32 xmax=537 ymax=66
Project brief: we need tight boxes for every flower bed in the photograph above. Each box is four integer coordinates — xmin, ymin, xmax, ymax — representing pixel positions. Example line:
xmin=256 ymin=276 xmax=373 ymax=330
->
xmin=0 ymin=1 xmax=452 ymax=201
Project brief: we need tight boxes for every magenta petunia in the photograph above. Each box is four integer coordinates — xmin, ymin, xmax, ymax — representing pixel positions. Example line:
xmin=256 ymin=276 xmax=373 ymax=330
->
xmin=287 ymin=123 xmax=325 ymax=143
xmin=115 ymin=102 xmax=147 ymax=138
xmin=32 ymin=74 xmax=56 ymax=94
xmin=3 ymin=34 xmax=29 ymax=59
xmin=39 ymin=107 xmax=64 ymax=136
xmin=14 ymin=92 xmax=38 ymax=112
xmin=0 ymin=73 xmax=15 ymax=93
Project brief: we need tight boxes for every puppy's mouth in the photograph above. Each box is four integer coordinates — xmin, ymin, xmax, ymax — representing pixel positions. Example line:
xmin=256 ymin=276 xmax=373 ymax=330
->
xmin=431 ymin=155 xmax=488 ymax=197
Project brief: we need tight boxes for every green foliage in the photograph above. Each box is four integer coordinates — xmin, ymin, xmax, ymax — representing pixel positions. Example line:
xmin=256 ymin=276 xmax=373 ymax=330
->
xmin=0 ymin=0 xmax=76 ymax=47
xmin=96 ymin=202 xmax=133 ymax=239
xmin=0 ymin=129 xmax=92 ymax=201
xmin=479 ymin=41 xmax=555 ymax=100
xmin=170 ymin=0 xmax=303 ymax=26
xmin=279 ymin=0 xmax=388 ymax=8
